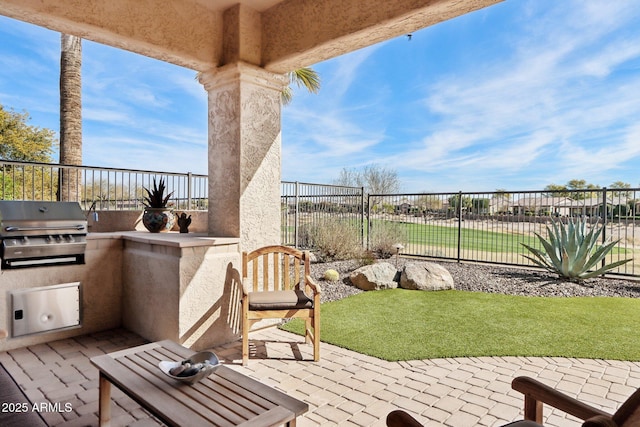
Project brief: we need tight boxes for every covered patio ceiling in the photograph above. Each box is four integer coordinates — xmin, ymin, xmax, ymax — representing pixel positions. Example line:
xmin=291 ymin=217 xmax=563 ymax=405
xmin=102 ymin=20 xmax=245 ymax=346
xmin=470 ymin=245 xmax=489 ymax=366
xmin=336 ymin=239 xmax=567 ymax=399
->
xmin=0 ymin=0 xmax=501 ymax=73
xmin=0 ymin=0 xmax=503 ymax=250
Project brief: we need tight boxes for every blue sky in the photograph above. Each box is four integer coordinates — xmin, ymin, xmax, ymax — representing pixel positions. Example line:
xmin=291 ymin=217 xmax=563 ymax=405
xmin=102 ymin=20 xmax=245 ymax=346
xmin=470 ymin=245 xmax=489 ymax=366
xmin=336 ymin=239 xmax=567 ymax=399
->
xmin=1 ymin=0 xmax=640 ymax=193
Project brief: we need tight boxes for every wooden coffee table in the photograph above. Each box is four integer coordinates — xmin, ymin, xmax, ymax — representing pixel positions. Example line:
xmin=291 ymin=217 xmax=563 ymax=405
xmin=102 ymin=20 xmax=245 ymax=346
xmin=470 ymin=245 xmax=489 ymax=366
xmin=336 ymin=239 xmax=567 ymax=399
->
xmin=90 ymin=340 xmax=308 ymax=426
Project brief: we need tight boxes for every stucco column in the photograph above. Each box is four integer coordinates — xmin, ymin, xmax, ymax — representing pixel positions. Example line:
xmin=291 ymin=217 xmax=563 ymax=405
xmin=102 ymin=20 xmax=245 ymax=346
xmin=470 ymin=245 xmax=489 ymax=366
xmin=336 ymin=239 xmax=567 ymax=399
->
xmin=199 ymin=62 xmax=287 ymax=251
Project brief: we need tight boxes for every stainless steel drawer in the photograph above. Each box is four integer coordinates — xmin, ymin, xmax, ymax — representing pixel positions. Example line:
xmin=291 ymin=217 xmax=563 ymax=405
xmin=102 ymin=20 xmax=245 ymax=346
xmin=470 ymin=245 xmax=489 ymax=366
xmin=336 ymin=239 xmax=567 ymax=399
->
xmin=11 ymin=282 xmax=81 ymax=337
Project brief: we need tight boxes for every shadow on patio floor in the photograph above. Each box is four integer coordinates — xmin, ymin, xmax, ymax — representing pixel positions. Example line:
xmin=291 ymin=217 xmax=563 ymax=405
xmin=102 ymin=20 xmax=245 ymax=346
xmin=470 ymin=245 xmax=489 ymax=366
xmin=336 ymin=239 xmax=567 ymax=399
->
xmin=0 ymin=327 xmax=638 ymax=426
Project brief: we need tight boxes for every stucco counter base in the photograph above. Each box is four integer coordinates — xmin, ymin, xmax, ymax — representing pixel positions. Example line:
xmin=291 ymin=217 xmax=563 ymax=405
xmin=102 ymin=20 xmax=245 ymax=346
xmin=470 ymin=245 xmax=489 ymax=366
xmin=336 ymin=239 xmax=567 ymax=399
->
xmin=120 ymin=232 xmax=241 ymax=350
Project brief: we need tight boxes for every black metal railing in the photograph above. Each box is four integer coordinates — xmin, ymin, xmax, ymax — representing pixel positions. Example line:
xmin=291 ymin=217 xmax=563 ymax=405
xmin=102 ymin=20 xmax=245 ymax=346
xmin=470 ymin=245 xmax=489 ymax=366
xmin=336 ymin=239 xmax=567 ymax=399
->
xmin=0 ymin=160 xmax=208 ymax=210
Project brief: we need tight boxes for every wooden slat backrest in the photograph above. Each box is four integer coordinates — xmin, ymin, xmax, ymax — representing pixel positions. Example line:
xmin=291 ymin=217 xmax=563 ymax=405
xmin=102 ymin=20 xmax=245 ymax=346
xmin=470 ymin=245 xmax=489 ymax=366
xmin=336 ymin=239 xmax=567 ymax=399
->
xmin=243 ymin=246 xmax=307 ymax=292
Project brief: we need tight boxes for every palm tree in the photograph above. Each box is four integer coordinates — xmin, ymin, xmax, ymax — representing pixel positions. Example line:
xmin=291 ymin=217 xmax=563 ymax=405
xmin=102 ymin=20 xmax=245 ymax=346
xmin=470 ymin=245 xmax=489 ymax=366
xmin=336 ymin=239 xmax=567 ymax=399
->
xmin=59 ymin=33 xmax=82 ymax=202
xmin=282 ymin=67 xmax=320 ymax=105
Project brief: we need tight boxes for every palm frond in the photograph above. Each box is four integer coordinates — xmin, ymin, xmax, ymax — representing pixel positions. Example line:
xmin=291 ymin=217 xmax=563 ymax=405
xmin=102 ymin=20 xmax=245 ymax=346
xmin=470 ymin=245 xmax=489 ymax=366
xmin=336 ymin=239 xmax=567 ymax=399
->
xmin=282 ymin=67 xmax=321 ymax=105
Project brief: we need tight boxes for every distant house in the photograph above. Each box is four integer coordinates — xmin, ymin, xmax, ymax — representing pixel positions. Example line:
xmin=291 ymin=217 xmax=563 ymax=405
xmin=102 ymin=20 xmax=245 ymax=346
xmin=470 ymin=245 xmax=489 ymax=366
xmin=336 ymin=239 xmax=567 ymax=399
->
xmin=489 ymin=195 xmax=510 ymax=214
xmin=511 ymin=196 xmax=573 ymax=216
xmin=556 ymin=196 xmax=631 ymax=218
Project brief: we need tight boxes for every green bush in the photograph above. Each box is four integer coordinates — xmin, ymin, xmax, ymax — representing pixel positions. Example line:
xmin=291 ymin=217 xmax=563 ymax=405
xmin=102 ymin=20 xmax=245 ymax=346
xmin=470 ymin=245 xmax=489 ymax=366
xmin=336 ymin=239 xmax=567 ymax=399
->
xmin=300 ymin=219 xmax=363 ymax=261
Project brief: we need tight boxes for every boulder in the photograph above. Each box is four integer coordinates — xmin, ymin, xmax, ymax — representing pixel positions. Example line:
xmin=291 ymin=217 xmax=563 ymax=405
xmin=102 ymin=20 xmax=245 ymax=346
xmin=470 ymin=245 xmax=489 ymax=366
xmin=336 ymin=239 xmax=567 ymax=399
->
xmin=349 ymin=262 xmax=399 ymax=291
xmin=400 ymin=262 xmax=454 ymax=291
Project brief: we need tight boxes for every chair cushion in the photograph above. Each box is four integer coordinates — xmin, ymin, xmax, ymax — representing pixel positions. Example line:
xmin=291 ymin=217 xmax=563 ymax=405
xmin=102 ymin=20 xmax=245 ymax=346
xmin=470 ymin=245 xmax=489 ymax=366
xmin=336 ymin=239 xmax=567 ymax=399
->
xmin=248 ymin=289 xmax=314 ymax=310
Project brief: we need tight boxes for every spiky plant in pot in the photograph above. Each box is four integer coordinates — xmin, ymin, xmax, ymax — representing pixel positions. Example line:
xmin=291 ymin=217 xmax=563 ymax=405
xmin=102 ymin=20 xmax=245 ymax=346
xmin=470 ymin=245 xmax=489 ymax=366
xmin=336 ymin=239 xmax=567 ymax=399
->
xmin=141 ymin=177 xmax=175 ymax=232
xmin=521 ymin=217 xmax=631 ymax=283
xmin=143 ymin=177 xmax=173 ymax=208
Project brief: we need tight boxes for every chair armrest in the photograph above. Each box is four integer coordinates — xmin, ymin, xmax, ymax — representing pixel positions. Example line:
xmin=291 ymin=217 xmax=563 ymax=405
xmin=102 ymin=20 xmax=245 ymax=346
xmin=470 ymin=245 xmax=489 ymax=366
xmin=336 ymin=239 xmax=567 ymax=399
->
xmin=240 ymin=282 xmax=251 ymax=296
xmin=582 ymin=415 xmax=619 ymax=427
xmin=512 ymin=376 xmax=612 ymax=423
xmin=305 ymin=274 xmax=322 ymax=294
xmin=386 ymin=410 xmax=424 ymax=427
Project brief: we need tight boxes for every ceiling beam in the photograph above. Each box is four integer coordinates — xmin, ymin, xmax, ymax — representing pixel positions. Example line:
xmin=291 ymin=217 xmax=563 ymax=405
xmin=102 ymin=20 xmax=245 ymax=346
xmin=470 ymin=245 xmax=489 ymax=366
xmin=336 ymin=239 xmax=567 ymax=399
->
xmin=0 ymin=0 xmax=221 ymax=70
xmin=261 ymin=0 xmax=502 ymax=73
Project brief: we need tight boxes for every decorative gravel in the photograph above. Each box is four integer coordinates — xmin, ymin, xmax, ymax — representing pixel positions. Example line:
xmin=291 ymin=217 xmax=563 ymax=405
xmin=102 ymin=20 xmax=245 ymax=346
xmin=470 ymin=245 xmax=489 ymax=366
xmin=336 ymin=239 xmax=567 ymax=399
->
xmin=310 ymin=258 xmax=640 ymax=303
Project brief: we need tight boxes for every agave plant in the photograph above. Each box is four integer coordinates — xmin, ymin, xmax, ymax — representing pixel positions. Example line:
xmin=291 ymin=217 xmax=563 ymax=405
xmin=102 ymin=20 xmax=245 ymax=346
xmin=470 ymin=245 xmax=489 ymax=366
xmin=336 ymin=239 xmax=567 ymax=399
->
xmin=142 ymin=177 xmax=173 ymax=209
xmin=521 ymin=217 xmax=631 ymax=282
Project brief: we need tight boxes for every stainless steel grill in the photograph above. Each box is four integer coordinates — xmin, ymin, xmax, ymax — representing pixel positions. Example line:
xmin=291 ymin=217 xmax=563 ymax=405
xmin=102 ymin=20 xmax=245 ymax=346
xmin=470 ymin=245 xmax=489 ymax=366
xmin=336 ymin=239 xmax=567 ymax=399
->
xmin=0 ymin=201 xmax=87 ymax=268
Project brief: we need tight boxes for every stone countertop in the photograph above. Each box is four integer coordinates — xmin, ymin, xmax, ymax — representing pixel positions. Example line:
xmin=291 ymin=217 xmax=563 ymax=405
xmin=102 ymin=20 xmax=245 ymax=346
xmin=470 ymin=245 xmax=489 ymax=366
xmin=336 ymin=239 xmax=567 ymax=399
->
xmin=86 ymin=231 xmax=240 ymax=248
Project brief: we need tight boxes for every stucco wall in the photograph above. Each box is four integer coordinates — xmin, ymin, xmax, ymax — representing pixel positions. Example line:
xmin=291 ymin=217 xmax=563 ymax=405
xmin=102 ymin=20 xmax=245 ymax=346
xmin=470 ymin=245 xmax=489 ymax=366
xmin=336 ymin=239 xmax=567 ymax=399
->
xmin=121 ymin=234 xmax=241 ymax=350
xmin=0 ymin=235 xmax=123 ymax=352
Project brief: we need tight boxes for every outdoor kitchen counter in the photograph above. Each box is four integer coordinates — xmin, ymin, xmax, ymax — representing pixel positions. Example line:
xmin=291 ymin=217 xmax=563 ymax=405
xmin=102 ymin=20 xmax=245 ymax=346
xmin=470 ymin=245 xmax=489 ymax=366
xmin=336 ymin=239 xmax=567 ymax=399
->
xmin=88 ymin=231 xmax=240 ymax=248
xmin=1 ymin=232 xmax=242 ymax=352
xmin=114 ymin=232 xmax=242 ymax=351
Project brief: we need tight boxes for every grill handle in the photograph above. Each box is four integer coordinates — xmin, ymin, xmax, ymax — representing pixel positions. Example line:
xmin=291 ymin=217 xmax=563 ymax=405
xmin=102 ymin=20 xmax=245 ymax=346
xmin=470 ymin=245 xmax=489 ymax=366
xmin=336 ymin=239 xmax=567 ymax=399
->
xmin=4 ymin=225 xmax=86 ymax=232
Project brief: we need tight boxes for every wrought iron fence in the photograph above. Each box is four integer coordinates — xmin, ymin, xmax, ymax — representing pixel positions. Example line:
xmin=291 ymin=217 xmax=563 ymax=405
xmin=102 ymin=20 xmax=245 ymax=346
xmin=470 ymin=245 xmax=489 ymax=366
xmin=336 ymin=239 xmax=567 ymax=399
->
xmin=368 ymin=189 xmax=640 ymax=277
xmin=281 ymin=181 xmax=364 ymax=248
xmin=3 ymin=160 xmax=638 ymax=277
xmin=0 ymin=160 xmax=208 ymax=210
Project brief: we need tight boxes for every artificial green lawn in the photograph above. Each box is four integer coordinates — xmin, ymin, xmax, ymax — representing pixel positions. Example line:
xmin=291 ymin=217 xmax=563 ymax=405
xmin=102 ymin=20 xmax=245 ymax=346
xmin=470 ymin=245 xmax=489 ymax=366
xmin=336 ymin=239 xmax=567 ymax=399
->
xmin=280 ymin=289 xmax=640 ymax=361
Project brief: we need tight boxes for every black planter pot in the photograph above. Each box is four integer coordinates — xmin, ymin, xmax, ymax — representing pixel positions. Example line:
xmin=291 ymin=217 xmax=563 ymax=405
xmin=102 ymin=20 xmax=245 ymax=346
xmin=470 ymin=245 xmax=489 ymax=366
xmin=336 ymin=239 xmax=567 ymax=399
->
xmin=142 ymin=208 xmax=176 ymax=233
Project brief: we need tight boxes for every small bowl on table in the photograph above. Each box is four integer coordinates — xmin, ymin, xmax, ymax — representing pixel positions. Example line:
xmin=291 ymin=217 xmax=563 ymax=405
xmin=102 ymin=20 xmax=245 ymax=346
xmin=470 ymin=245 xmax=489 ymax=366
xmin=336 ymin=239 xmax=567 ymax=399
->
xmin=158 ymin=351 xmax=220 ymax=385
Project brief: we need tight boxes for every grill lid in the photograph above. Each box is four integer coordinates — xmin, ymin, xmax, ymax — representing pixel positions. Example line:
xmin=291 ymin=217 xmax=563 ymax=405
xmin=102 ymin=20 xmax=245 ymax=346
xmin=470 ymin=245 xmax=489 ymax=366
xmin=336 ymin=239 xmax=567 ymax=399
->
xmin=0 ymin=201 xmax=86 ymax=236
xmin=0 ymin=201 xmax=87 ymax=268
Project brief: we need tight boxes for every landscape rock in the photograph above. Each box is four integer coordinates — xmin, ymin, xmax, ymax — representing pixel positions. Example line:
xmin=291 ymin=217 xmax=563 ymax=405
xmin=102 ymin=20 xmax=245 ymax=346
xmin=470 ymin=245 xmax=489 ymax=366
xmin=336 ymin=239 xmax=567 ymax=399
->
xmin=400 ymin=262 xmax=455 ymax=291
xmin=349 ymin=262 xmax=399 ymax=291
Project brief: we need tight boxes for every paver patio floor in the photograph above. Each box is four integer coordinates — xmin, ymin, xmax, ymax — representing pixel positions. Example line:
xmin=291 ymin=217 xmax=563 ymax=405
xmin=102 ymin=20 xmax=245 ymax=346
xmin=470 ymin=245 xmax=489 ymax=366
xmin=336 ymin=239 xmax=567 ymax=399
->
xmin=1 ymin=327 xmax=639 ymax=426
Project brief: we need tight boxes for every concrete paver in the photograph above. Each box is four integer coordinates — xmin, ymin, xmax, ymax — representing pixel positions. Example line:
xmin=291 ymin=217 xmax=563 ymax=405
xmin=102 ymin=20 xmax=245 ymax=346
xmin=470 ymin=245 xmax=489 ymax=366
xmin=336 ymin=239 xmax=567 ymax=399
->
xmin=1 ymin=327 xmax=639 ymax=426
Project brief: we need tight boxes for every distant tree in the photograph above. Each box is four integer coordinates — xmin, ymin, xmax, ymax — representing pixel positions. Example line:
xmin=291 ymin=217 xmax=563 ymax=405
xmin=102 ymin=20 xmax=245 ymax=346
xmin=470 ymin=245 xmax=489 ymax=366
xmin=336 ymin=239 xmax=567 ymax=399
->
xmin=0 ymin=105 xmax=56 ymax=162
xmin=472 ymin=198 xmax=490 ymax=214
xmin=334 ymin=165 xmax=400 ymax=195
xmin=544 ymin=180 xmax=599 ymax=200
xmin=542 ymin=184 xmax=570 ymax=197
xmin=334 ymin=165 xmax=401 ymax=212
xmin=416 ymin=194 xmax=443 ymax=212
xmin=567 ymin=179 xmax=599 ymax=200
xmin=610 ymin=181 xmax=631 ymax=198
xmin=448 ymin=194 xmax=472 ymax=216
xmin=0 ymin=104 xmax=57 ymax=200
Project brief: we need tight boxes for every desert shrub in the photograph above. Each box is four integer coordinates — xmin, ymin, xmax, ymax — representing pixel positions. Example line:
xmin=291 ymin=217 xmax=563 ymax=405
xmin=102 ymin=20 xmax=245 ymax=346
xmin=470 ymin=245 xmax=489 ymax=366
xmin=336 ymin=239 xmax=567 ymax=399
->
xmin=300 ymin=219 xmax=363 ymax=261
xmin=522 ymin=217 xmax=632 ymax=282
xmin=358 ymin=250 xmax=377 ymax=266
xmin=369 ymin=221 xmax=405 ymax=258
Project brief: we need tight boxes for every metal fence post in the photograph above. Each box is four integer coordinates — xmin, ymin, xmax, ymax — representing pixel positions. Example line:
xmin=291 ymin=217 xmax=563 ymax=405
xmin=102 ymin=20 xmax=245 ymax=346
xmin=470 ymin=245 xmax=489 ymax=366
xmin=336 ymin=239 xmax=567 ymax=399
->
xmin=294 ymin=181 xmax=300 ymax=248
xmin=601 ymin=187 xmax=608 ymax=270
xmin=360 ymin=186 xmax=365 ymax=249
xmin=457 ymin=191 xmax=463 ymax=263
xmin=187 ymin=172 xmax=193 ymax=210
xmin=366 ymin=193 xmax=372 ymax=251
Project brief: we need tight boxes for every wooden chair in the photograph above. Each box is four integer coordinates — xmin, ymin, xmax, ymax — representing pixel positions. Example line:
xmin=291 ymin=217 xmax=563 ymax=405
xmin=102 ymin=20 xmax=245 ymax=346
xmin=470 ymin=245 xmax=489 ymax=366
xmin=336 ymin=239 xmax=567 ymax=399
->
xmin=386 ymin=376 xmax=640 ymax=427
xmin=241 ymin=245 xmax=321 ymax=366
xmin=510 ymin=376 xmax=640 ymax=427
